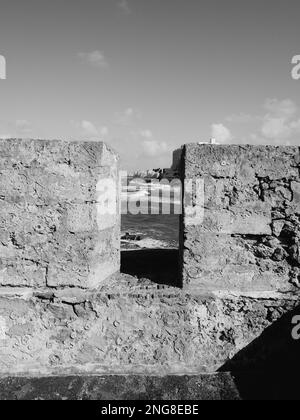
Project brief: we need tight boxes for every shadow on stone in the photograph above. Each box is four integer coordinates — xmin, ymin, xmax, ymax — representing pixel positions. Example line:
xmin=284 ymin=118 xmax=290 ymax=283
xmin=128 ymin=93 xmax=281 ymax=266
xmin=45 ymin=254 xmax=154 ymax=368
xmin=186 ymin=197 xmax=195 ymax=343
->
xmin=0 ymin=373 xmax=240 ymax=400
xmin=121 ymin=249 xmax=181 ymax=288
xmin=219 ymin=304 xmax=300 ymax=400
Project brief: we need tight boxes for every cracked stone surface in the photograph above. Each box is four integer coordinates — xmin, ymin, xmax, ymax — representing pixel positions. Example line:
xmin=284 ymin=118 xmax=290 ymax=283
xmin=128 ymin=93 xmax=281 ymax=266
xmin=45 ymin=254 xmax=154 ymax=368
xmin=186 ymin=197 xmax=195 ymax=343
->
xmin=0 ymin=272 xmax=298 ymax=375
xmin=0 ymin=374 xmax=240 ymax=400
xmin=181 ymin=144 xmax=300 ymax=293
xmin=0 ymin=139 xmax=120 ymax=289
xmin=0 ymin=141 xmax=299 ymax=379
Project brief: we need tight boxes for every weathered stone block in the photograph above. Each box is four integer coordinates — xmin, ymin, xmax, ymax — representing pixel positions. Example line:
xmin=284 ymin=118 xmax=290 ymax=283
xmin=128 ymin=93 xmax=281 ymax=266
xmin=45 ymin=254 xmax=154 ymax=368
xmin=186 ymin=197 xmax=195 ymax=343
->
xmin=0 ymin=139 xmax=120 ymax=289
xmin=182 ymin=231 xmax=292 ymax=292
xmin=0 ymin=280 xmax=298 ymax=375
xmin=184 ymin=144 xmax=299 ymax=180
xmin=0 ymin=262 xmax=46 ymax=288
xmin=181 ymin=144 xmax=300 ymax=292
xmin=189 ymin=210 xmax=272 ymax=235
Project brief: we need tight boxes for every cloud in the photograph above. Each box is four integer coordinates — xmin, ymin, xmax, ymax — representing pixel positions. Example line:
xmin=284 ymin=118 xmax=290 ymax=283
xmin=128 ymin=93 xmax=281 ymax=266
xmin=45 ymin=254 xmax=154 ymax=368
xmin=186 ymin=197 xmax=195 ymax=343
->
xmin=81 ymin=120 xmax=98 ymax=136
xmin=142 ymin=139 xmax=169 ymax=157
xmin=115 ymin=107 xmax=140 ymax=126
xmin=100 ymin=126 xmax=109 ymax=137
xmin=263 ymin=98 xmax=297 ymax=118
xmin=140 ymin=130 xmax=170 ymax=157
xmin=15 ymin=119 xmax=32 ymax=134
xmin=261 ymin=99 xmax=300 ymax=140
xmin=0 ymin=120 xmax=32 ymax=139
xmin=261 ymin=118 xmax=290 ymax=139
xmin=0 ymin=134 xmax=12 ymax=139
xmin=211 ymin=123 xmax=232 ymax=143
xmin=215 ymin=98 xmax=300 ymax=146
xmin=124 ymin=108 xmax=134 ymax=118
xmin=71 ymin=120 xmax=109 ymax=139
xmin=225 ymin=113 xmax=257 ymax=124
xmin=117 ymin=0 xmax=131 ymax=15
xmin=140 ymin=129 xmax=153 ymax=139
xmin=78 ymin=50 xmax=108 ymax=68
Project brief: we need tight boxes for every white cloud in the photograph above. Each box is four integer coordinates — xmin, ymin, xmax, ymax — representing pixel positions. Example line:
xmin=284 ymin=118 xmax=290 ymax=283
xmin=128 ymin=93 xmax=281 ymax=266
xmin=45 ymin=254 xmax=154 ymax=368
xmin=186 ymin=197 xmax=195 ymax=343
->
xmin=71 ymin=120 xmax=109 ymax=139
xmin=0 ymin=120 xmax=32 ymax=139
xmin=140 ymin=129 xmax=170 ymax=157
xmin=124 ymin=108 xmax=134 ymax=117
xmin=115 ymin=107 xmax=140 ymax=125
xmin=140 ymin=129 xmax=153 ymax=139
xmin=0 ymin=134 xmax=12 ymax=139
xmin=261 ymin=99 xmax=300 ymax=140
xmin=211 ymin=123 xmax=232 ymax=143
xmin=225 ymin=113 xmax=257 ymax=124
xmin=15 ymin=119 xmax=32 ymax=133
xmin=78 ymin=50 xmax=108 ymax=68
xmin=117 ymin=0 xmax=131 ymax=15
xmin=262 ymin=118 xmax=289 ymax=139
xmin=212 ymin=98 xmax=300 ymax=146
xmin=81 ymin=120 xmax=98 ymax=136
xmin=263 ymin=98 xmax=297 ymax=118
xmin=100 ymin=126 xmax=109 ymax=136
xmin=142 ymin=139 xmax=169 ymax=157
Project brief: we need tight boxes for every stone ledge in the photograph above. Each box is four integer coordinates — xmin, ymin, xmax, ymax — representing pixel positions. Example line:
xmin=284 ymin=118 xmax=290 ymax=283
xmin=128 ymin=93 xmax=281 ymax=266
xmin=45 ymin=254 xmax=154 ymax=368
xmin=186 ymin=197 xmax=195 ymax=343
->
xmin=0 ymin=374 xmax=240 ymax=400
xmin=0 ymin=283 xmax=298 ymax=377
xmin=0 ymin=371 xmax=298 ymax=400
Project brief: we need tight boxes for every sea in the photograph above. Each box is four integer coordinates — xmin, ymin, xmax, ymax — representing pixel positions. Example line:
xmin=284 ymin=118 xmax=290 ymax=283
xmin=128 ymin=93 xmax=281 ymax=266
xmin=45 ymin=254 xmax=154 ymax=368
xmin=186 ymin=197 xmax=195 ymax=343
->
xmin=121 ymin=179 xmax=181 ymax=250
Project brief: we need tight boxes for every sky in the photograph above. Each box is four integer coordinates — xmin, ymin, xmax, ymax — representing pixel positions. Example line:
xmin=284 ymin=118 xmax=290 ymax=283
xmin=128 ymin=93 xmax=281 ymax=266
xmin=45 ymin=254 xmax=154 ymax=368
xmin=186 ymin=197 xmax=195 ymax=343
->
xmin=0 ymin=0 xmax=300 ymax=170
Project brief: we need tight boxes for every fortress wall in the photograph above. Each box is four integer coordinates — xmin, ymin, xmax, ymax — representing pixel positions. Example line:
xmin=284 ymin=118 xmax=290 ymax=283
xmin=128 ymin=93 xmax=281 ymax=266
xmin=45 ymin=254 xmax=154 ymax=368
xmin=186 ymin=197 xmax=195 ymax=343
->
xmin=181 ymin=144 xmax=300 ymax=296
xmin=0 ymin=140 xmax=299 ymax=377
xmin=0 ymin=279 xmax=298 ymax=376
xmin=0 ymin=139 xmax=120 ymax=290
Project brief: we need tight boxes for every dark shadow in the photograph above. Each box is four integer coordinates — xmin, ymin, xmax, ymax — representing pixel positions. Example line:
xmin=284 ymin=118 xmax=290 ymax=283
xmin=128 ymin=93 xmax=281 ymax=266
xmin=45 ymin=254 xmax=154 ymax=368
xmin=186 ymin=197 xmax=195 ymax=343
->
xmin=121 ymin=249 xmax=181 ymax=288
xmin=219 ymin=304 xmax=300 ymax=400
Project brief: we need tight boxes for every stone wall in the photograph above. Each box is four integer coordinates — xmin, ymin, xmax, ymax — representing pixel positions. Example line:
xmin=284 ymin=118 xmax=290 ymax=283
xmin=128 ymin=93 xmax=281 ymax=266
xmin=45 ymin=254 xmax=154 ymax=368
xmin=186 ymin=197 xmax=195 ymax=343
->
xmin=0 ymin=139 xmax=120 ymax=290
xmin=181 ymin=144 xmax=300 ymax=296
xmin=0 ymin=275 xmax=298 ymax=376
xmin=0 ymin=140 xmax=299 ymax=377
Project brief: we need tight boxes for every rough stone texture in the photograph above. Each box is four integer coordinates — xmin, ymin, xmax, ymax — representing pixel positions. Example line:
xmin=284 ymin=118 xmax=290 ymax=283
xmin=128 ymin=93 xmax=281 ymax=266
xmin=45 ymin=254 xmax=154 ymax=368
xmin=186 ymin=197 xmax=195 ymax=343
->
xmin=181 ymin=144 xmax=300 ymax=294
xmin=0 ymin=141 xmax=300 ymax=386
xmin=0 ymin=374 xmax=240 ymax=400
xmin=0 ymin=139 xmax=120 ymax=289
xmin=1 ymin=371 xmax=299 ymax=400
xmin=0 ymin=272 xmax=298 ymax=376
